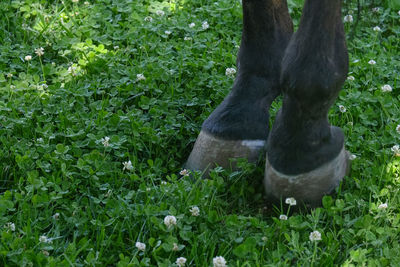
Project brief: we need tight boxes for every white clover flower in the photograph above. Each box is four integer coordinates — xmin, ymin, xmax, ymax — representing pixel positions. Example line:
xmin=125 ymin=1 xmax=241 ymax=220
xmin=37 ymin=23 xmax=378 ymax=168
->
xmin=202 ymin=21 xmax=209 ymax=30
xmin=114 ymin=45 xmax=119 ymax=50
xmin=39 ymin=235 xmax=51 ymax=243
xmin=189 ymin=206 xmax=200 ymax=216
xmin=189 ymin=22 xmax=195 ymax=28
xmin=144 ymin=16 xmax=153 ymax=22
xmin=72 ymin=0 xmax=79 ymax=3
xmin=285 ymin=197 xmax=297 ymax=206
xmin=161 ymin=181 xmax=167 ymax=185
xmin=10 ymin=85 xmax=16 ymax=89
xmin=213 ymin=256 xmax=227 ymax=267
xmin=180 ymin=169 xmax=189 ymax=176
xmin=381 ymin=84 xmax=392 ymax=92
xmin=378 ymin=203 xmax=388 ymax=210
xmin=136 ymin=73 xmax=146 ymax=81
xmin=262 ymin=236 xmax=267 ymax=242
xmin=101 ymin=136 xmax=110 ymax=147
xmin=172 ymin=243 xmax=179 ymax=251
xmin=339 ymin=105 xmax=347 ymax=113
xmin=184 ymin=36 xmax=192 ymax=41
xmin=344 ymin=15 xmax=353 ymax=23
xmin=176 ymin=257 xmax=187 ymax=266
xmin=84 ymin=1 xmax=89 ymax=5
xmin=146 ymin=187 xmax=151 ymax=192
xmin=225 ymin=67 xmax=236 ymax=77
xmin=373 ymin=26 xmax=381 ymax=32
xmin=156 ymin=10 xmax=165 ymax=16
xmin=25 ymin=55 xmax=32 ymax=61
xmin=309 ymin=230 xmax=322 ymax=241
xmin=165 ymin=30 xmax=172 ymax=35
xmin=347 ymin=76 xmax=355 ymax=81
xmin=6 ymin=222 xmax=15 ymax=232
xmin=68 ymin=65 xmax=77 ymax=76
xmin=391 ymin=145 xmax=400 ymax=156
xmin=7 ymin=73 xmax=13 ymax=78
xmin=396 ymin=124 xmax=400 ymax=134
xmin=349 ymin=154 xmax=357 ymax=161
xmin=164 ymin=215 xmax=177 ymax=228
xmin=368 ymin=59 xmax=376 ymax=65
xmin=135 ymin=241 xmax=146 ymax=251
xmin=372 ymin=7 xmax=380 ymax=12
xmin=279 ymin=215 xmax=288 ymax=220
xmin=122 ymin=160 xmax=133 ymax=171
xmin=53 ymin=213 xmax=60 ymax=220
xmin=35 ymin=47 xmax=44 ymax=57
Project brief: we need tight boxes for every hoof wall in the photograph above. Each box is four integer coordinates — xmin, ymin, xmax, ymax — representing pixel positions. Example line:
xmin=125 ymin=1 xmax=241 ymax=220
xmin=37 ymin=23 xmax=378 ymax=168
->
xmin=264 ymin=147 xmax=350 ymax=206
xmin=186 ymin=130 xmax=265 ymax=177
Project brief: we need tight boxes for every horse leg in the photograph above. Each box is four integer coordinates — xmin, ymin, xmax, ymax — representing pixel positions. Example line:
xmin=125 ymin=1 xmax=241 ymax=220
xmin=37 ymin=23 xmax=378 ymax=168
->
xmin=264 ymin=0 xmax=350 ymax=206
xmin=185 ymin=0 xmax=293 ymax=176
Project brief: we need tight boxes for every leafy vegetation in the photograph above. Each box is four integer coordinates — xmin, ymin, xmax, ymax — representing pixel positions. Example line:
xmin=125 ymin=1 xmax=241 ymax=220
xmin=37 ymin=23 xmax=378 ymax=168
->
xmin=0 ymin=0 xmax=399 ymax=266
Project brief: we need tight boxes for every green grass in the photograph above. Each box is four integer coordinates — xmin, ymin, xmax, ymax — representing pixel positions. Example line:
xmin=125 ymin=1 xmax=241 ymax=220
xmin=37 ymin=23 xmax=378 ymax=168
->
xmin=0 ymin=0 xmax=399 ymax=266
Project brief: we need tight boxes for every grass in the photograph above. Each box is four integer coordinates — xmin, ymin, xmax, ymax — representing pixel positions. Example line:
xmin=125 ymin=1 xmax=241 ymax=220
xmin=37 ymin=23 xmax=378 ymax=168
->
xmin=0 ymin=0 xmax=399 ymax=266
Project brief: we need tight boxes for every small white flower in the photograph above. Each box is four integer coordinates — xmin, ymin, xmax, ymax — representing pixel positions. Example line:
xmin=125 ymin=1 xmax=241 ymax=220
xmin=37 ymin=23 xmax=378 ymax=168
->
xmin=262 ymin=236 xmax=268 ymax=242
xmin=37 ymin=138 xmax=44 ymax=143
xmin=42 ymin=250 xmax=49 ymax=256
xmin=156 ymin=10 xmax=165 ymax=16
xmin=101 ymin=136 xmax=110 ymax=147
xmin=144 ymin=16 xmax=153 ymax=22
xmin=339 ymin=105 xmax=347 ymax=113
xmin=202 ymin=21 xmax=209 ymax=30
xmin=68 ymin=65 xmax=77 ymax=76
xmin=122 ymin=160 xmax=133 ymax=171
xmin=189 ymin=22 xmax=195 ymax=28
xmin=353 ymin=59 xmax=360 ymax=63
xmin=161 ymin=181 xmax=167 ymax=185
xmin=165 ymin=30 xmax=172 ymax=35
xmin=176 ymin=257 xmax=187 ymax=267
xmin=184 ymin=36 xmax=192 ymax=41
xmin=398 ymin=10 xmax=400 ymax=16
xmin=213 ymin=256 xmax=227 ymax=267
xmin=189 ymin=206 xmax=200 ymax=216
xmin=309 ymin=230 xmax=322 ymax=241
xmin=225 ymin=67 xmax=236 ymax=77
xmin=172 ymin=243 xmax=179 ymax=251
xmin=39 ymin=235 xmax=51 ymax=243
xmin=279 ymin=215 xmax=288 ymax=220
xmin=53 ymin=213 xmax=60 ymax=220
xmin=373 ymin=26 xmax=381 ymax=32
xmin=368 ymin=59 xmax=376 ymax=65
xmin=378 ymin=203 xmax=388 ymax=210
xmin=344 ymin=15 xmax=353 ymax=23
xmin=35 ymin=47 xmax=44 ymax=57
xmin=72 ymin=0 xmax=79 ymax=3
xmin=391 ymin=145 xmax=400 ymax=156
xmin=114 ymin=45 xmax=119 ymax=50
xmin=381 ymin=84 xmax=392 ymax=92
xmin=7 ymin=73 xmax=13 ymax=78
xmin=136 ymin=73 xmax=146 ymax=81
xmin=396 ymin=124 xmax=400 ymax=134
xmin=285 ymin=197 xmax=297 ymax=206
xmin=146 ymin=187 xmax=151 ymax=192
xmin=372 ymin=7 xmax=380 ymax=12
xmin=10 ymin=85 xmax=16 ymax=89
xmin=6 ymin=222 xmax=15 ymax=232
xmin=164 ymin=215 xmax=177 ymax=228
xmin=135 ymin=242 xmax=146 ymax=251
xmin=25 ymin=55 xmax=32 ymax=61
xmin=84 ymin=1 xmax=89 ymax=5
xmin=179 ymin=169 xmax=189 ymax=176
xmin=349 ymin=154 xmax=357 ymax=161
xmin=347 ymin=76 xmax=355 ymax=81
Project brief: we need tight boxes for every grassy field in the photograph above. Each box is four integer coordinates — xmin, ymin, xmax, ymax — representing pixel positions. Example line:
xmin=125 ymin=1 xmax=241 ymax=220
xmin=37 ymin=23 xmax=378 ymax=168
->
xmin=0 ymin=0 xmax=400 ymax=266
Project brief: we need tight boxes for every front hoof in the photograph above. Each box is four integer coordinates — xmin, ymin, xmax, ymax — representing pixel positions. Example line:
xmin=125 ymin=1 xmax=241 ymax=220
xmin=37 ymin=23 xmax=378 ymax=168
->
xmin=264 ymin=147 xmax=350 ymax=207
xmin=185 ymin=130 xmax=266 ymax=177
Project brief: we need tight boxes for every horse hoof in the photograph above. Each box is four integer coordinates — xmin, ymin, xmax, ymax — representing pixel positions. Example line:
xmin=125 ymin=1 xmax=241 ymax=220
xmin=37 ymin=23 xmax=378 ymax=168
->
xmin=185 ymin=130 xmax=266 ymax=177
xmin=264 ymin=147 xmax=350 ymax=207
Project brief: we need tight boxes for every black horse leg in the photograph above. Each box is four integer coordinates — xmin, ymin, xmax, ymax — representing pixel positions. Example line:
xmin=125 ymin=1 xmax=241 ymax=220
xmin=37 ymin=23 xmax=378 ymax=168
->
xmin=186 ymin=0 xmax=293 ymax=176
xmin=265 ymin=0 xmax=350 ymax=206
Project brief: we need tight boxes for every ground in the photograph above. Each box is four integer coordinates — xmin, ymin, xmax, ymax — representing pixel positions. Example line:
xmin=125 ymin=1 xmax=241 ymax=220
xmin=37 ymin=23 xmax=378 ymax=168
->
xmin=0 ymin=0 xmax=399 ymax=266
